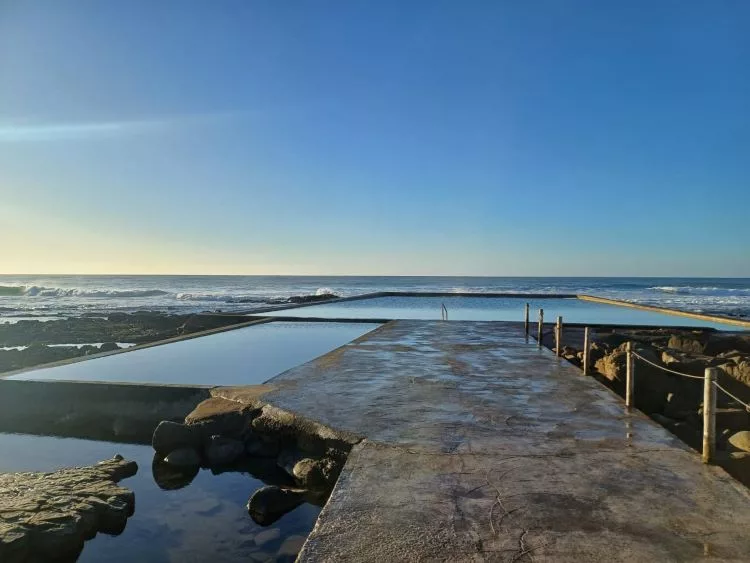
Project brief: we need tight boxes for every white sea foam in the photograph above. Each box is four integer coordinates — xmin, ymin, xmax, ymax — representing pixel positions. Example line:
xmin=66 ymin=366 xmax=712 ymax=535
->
xmin=1 ymin=285 xmax=169 ymax=298
xmin=650 ymin=286 xmax=750 ymax=296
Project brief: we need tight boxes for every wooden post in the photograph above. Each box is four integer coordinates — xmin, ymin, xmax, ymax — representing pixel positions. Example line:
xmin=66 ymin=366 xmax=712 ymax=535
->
xmin=702 ymin=368 xmax=717 ymax=464
xmin=524 ymin=303 xmax=530 ymax=335
xmin=555 ymin=316 xmax=563 ymax=357
xmin=625 ymin=342 xmax=634 ymax=409
xmin=537 ymin=308 xmax=544 ymax=348
xmin=583 ymin=327 xmax=590 ymax=375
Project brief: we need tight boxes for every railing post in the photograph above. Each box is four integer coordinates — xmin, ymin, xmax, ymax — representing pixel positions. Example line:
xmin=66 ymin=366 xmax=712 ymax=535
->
xmin=524 ymin=303 xmax=530 ymax=335
xmin=537 ymin=308 xmax=544 ymax=348
xmin=702 ymin=368 xmax=717 ymax=464
xmin=555 ymin=316 xmax=563 ymax=357
xmin=625 ymin=342 xmax=634 ymax=409
xmin=583 ymin=327 xmax=590 ymax=375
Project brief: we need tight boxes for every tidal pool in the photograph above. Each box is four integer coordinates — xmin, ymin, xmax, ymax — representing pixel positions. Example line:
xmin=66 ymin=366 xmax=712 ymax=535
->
xmin=265 ymin=295 xmax=744 ymax=330
xmin=7 ymin=321 xmax=379 ymax=385
xmin=0 ymin=433 xmax=320 ymax=562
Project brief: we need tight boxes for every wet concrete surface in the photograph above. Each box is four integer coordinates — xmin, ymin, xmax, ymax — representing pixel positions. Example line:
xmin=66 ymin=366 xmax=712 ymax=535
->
xmin=264 ymin=321 xmax=750 ymax=560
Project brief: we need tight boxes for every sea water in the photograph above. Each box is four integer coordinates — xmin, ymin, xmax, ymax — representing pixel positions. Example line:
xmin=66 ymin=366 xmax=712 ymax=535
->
xmin=0 ymin=275 xmax=749 ymax=320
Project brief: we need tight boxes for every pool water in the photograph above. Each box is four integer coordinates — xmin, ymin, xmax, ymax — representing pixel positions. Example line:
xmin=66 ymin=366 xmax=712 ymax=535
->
xmin=7 ymin=321 xmax=379 ymax=385
xmin=0 ymin=433 xmax=319 ymax=562
xmin=265 ymin=296 xmax=744 ymax=330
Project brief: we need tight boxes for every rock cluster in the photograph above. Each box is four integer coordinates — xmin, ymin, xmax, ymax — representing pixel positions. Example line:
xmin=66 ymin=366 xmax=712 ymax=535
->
xmin=151 ymin=391 xmax=357 ymax=526
xmin=561 ymin=328 xmax=750 ymax=483
xmin=0 ymin=455 xmax=137 ymax=563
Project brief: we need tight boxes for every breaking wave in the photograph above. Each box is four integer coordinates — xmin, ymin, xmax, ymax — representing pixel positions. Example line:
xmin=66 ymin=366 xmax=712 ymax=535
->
xmin=650 ymin=286 xmax=750 ymax=296
xmin=0 ymin=285 xmax=169 ymax=298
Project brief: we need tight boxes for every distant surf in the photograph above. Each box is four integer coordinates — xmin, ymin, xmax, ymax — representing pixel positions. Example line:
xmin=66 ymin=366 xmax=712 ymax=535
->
xmin=0 ymin=276 xmax=748 ymax=320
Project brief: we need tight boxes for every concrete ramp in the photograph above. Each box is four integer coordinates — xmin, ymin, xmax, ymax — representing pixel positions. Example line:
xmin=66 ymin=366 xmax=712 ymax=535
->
xmin=261 ymin=321 xmax=750 ymax=561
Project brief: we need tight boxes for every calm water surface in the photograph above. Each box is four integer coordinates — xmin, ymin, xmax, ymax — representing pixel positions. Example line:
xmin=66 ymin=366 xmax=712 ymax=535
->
xmin=8 ymin=321 xmax=379 ymax=384
xmin=0 ymin=433 xmax=319 ymax=562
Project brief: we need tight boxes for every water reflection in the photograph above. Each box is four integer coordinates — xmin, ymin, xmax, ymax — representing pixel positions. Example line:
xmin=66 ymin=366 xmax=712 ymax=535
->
xmin=0 ymin=433 xmax=321 ymax=562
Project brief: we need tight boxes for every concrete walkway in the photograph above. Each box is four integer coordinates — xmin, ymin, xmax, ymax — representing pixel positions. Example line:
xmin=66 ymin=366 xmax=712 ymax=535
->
xmin=263 ymin=321 xmax=750 ymax=561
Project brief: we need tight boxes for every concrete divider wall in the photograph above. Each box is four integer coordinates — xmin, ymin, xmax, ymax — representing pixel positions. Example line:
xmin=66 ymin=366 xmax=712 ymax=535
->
xmin=0 ymin=380 xmax=211 ymax=444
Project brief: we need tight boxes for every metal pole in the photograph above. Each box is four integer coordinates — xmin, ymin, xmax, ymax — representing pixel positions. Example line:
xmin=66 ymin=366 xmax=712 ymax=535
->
xmin=625 ymin=342 xmax=634 ymax=409
xmin=583 ymin=327 xmax=590 ymax=375
xmin=524 ymin=303 xmax=530 ymax=335
xmin=702 ymin=368 xmax=717 ymax=464
xmin=537 ymin=308 xmax=544 ymax=348
xmin=555 ymin=316 xmax=563 ymax=357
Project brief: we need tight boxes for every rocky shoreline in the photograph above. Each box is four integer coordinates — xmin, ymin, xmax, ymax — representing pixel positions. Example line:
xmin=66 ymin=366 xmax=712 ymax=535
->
xmin=151 ymin=386 xmax=359 ymax=529
xmin=544 ymin=326 xmax=750 ymax=485
xmin=0 ymin=455 xmax=137 ymax=563
xmin=0 ymin=312 xmax=252 ymax=374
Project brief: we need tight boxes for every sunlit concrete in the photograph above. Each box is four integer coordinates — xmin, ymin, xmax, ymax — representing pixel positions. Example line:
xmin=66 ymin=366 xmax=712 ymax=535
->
xmin=258 ymin=321 xmax=750 ymax=561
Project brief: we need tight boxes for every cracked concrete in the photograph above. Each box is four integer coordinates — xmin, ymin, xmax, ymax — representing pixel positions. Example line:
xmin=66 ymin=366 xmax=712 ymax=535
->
xmin=254 ymin=321 xmax=750 ymax=561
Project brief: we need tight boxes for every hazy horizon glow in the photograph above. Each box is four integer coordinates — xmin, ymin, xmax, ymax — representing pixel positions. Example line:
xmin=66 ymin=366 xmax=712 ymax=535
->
xmin=1 ymin=1 xmax=748 ymax=276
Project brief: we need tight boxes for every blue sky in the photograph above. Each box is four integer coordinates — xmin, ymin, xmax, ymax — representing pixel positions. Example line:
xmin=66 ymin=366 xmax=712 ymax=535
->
xmin=1 ymin=0 xmax=748 ymax=275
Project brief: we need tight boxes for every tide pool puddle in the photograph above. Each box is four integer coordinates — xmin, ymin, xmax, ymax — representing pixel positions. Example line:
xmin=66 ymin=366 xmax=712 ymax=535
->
xmin=0 ymin=433 xmax=320 ymax=562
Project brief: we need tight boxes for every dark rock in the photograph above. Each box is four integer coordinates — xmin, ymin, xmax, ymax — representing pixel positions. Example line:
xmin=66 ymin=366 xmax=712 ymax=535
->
xmin=277 ymin=447 xmax=306 ymax=477
xmin=205 ymin=435 xmax=245 ymax=466
xmin=246 ymin=435 xmax=280 ymax=458
xmin=715 ymin=408 xmax=750 ymax=432
xmin=164 ymin=448 xmax=201 ymax=467
xmin=152 ymin=421 xmax=201 ymax=455
xmin=151 ymin=454 xmax=198 ymax=490
xmin=247 ymin=486 xmax=306 ymax=526
xmin=99 ymin=342 xmax=120 ymax=353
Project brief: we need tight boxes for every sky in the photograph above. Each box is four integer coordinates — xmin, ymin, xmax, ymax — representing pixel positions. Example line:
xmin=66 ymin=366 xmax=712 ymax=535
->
xmin=1 ymin=0 xmax=748 ymax=276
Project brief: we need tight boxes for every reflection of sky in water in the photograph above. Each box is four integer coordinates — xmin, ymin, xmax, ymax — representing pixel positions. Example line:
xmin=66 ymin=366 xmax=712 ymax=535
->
xmin=7 ymin=321 xmax=379 ymax=385
xmin=0 ymin=433 xmax=319 ymax=562
xmin=268 ymin=296 xmax=743 ymax=330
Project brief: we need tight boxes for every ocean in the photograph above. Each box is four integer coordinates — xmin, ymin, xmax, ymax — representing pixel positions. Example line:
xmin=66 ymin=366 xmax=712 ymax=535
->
xmin=1 ymin=276 xmax=749 ymax=320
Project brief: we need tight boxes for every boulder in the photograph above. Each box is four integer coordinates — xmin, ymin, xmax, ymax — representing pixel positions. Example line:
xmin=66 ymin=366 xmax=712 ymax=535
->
xmin=247 ymin=486 xmax=306 ymax=526
xmin=667 ymin=333 xmax=707 ymax=355
xmin=163 ymin=448 xmax=201 ymax=467
xmin=277 ymin=447 xmax=305 ymax=477
xmin=152 ymin=421 xmax=201 ymax=455
xmin=292 ymin=458 xmax=339 ymax=489
xmin=99 ymin=342 xmax=120 ymax=353
xmin=717 ymin=360 xmax=750 ymax=387
xmin=246 ymin=435 xmax=280 ymax=458
xmin=151 ymin=454 xmax=198 ymax=490
xmin=205 ymin=435 xmax=244 ymax=466
xmin=728 ymin=431 xmax=750 ymax=453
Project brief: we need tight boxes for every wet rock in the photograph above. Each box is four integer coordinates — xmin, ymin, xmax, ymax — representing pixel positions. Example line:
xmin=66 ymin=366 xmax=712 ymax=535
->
xmin=205 ymin=435 xmax=244 ymax=466
xmin=728 ymin=431 xmax=750 ymax=453
xmin=152 ymin=421 xmax=201 ymax=454
xmin=185 ymin=396 xmax=259 ymax=440
xmin=152 ymin=454 xmax=199 ymax=490
xmin=277 ymin=447 xmax=305 ymax=477
xmin=662 ymin=392 xmax=696 ymax=420
xmin=715 ymin=408 xmax=750 ymax=432
xmin=246 ymin=435 xmax=280 ymax=458
xmin=164 ymin=447 xmax=201 ymax=467
xmin=247 ymin=486 xmax=306 ymax=526
xmin=0 ymin=456 xmax=137 ymax=562
xmin=292 ymin=457 xmax=339 ymax=489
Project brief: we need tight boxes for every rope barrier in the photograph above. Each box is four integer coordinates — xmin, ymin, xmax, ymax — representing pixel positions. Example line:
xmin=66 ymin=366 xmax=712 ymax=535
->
xmin=713 ymin=381 xmax=750 ymax=412
xmin=631 ymin=350 xmax=750 ymax=411
xmin=630 ymin=352 xmax=704 ymax=380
